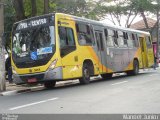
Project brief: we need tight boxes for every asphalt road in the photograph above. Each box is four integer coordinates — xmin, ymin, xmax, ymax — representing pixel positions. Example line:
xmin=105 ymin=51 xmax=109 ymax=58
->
xmin=0 ymin=69 xmax=160 ymax=114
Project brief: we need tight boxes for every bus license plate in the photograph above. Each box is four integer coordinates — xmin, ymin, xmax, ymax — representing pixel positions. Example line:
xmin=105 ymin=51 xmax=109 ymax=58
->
xmin=28 ymin=78 xmax=37 ymax=83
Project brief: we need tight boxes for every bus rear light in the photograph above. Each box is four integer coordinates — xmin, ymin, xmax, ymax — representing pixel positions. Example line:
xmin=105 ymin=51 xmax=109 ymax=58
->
xmin=48 ymin=59 xmax=58 ymax=71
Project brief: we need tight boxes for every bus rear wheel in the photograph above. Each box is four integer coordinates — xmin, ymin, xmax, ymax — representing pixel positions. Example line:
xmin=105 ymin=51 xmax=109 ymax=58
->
xmin=79 ymin=63 xmax=90 ymax=84
xmin=44 ymin=81 xmax=56 ymax=89
xmin=127 ymin=60 xmax=139 ymax=75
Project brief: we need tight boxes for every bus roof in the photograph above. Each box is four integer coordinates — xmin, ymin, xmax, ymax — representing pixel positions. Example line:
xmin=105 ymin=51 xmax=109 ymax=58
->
xmin=56 ymin=13 xmax=150 ymax=36
xmin=13 ymin=12 xmax=150 ymax=36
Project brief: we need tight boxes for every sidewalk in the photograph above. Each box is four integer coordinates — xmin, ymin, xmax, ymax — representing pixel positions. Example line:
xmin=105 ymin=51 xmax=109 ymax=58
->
xmin=0 ymin=81 xmax=38 ymax=96
xmin=0 ymin=80 xmax=79 ymax=96
xmin=5 ymin=81 xmax=32 ymax=91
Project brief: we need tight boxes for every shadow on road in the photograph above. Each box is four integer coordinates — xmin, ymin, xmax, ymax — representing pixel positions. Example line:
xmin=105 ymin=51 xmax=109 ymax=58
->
xmin=23 ymin=70 xmax=156 ymax=94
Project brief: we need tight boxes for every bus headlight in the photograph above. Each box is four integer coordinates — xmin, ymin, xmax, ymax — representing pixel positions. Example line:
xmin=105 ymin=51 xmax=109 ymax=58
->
xmin=48 ymin=59 xmax=58 ymax=71
xmin=12 ymin=66 xmax=17 ymax=74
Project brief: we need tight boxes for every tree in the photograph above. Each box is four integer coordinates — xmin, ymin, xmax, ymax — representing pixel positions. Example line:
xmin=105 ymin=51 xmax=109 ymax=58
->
xmin=13 ymin=0 xmax=25 ymax=21
xmin=93 ymin=0 xmax=156 ymax=28
xmin=130 ymin=0 xmax=154 ymax=29
xmin=0 ymin=0 xmax=6 ymax=91
xmin=4 ymin=0 xmax=15 ymax=51
xmin=44 ymin=0 xmax=49 ymax=14
xmin=31 ymin=0 xmax=37 ymax=16
xmin=49 ymin=0 xmax=92 ymax=18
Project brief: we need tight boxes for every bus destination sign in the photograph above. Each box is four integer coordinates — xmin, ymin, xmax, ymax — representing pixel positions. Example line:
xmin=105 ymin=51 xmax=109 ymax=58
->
xmin=17 ymin=18 xmax=47 ymax=30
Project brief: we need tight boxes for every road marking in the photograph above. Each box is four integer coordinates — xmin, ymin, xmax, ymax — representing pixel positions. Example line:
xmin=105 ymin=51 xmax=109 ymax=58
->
xmin=9 ymin=97 xmax=58 ymax=111
xmin=111 ymin=81 xmax=128 ymax=86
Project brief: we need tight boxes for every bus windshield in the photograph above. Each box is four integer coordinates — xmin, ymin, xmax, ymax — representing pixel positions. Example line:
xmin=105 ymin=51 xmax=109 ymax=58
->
xmin=12 ymin=15 xmax=55 ymax=68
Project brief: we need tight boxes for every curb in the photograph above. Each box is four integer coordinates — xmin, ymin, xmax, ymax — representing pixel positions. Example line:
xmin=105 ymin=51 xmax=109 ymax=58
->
xmin=0 ymin=88 xmax=31 ymax=96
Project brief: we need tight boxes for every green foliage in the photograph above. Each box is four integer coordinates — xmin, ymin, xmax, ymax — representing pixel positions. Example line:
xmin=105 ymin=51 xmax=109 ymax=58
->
xmin=130 ymin=0 xmax=154 ymax=12
xmin=49 ymin=0 xmax=94 ymax=18
xmin=36 ymin=0 xmax=44 ymax=15
xmin=24 ymin=0 xmax=44 ymax=17
xmin=24 ymin=0 xmax=32 ymax=17
xmin=92 ymin=0 xmax=160 ymax=27
xmin=3 ymin=0 xmax=97 ymax=50
xmin=4 ymin=0 xmax=15 ymax=50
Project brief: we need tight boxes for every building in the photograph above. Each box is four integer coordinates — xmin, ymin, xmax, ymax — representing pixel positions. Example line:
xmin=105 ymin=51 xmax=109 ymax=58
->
xmin=130 ymin=18 xmax=158 ymax=57
xmin=130 ymin=18 xmax=157 ymax=42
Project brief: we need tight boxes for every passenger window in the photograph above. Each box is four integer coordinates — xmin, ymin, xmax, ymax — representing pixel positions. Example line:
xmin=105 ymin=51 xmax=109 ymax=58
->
xmin=132 ymin=33 xmax=137 ymax=47
xmin=118 ymin=31 xmax=126 ymax=47
xmin=127 ymin=33 xmax=134 ymax=47
xmin=105 ymin=29 xmax=114 ymax=47
xmin=123 ymin=32 xmax=128 ymax=46
xmin=113 ymin=30 xmax=118 ymax=47
xmin=76 ymin=23 xmax=94 ymax=46
xmin=95 ymin=32 xmax=104 ymax=51
xmin=95 ymin=32 xmax=100 ymax=50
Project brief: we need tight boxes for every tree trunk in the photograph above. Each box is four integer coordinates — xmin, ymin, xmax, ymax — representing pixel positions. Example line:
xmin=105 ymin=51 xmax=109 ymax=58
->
xmin=13 ymin=0 xmax=25 ymax=21
xmin=31 ymin=0 xmax=37 ymax=16
xmin=140 ymin=9 xmax=149 ymax=29
xmin=0 ymin=0 xmax=6 ymax=91
xmin=44 ymin=0 xmax=49 ymax=14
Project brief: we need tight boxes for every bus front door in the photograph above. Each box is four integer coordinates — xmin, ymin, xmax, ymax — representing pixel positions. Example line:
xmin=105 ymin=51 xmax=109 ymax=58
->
xmin=139 ymin=37 xmax=148 ymax=68
xmin=58 ymin=21 xmax=79 ymax=79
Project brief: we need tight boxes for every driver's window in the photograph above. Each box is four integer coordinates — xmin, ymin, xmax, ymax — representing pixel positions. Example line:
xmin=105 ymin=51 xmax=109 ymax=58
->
xmin=58 ymin=26 xmax=76 ymax=57
xmin=58 ymin=26 xmax=75 ymax=48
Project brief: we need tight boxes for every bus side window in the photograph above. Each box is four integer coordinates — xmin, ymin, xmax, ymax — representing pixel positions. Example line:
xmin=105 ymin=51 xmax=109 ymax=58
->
xmin=132 ymin=33 xmax=137 ymax=47
xmin=106 ymin=29 xmax=114 ymax=47
xmin=113 ymin=30 xmax=118 ymax=47
xmin=58 ymin=26 xmax=76 ymax=57
xmin=99 ymin=32 xmax=104 ymax=51
xmin=89 ymin=25 xmax=95 ymax=45
xmin=118 ymin=31 xmax=126 ymax=47
xmin=59 ymin=27 xmax=67 ymax=48
xmin=95 ymin=32 xmax=100 ymax=50
xmin=127 ymin=33 xmax=134 ymax=47
xmin=123 ymin=32 xmax=128 ymax=46
xmin=135 ymin=34 xmax=139 ymax=47
xmin=59 ymin=27 xmax=75 ymax=47
xmin=76 ymin=23 xmax=93 ymax=46
xmin=95 ymin=32 xmax=104 ymax=51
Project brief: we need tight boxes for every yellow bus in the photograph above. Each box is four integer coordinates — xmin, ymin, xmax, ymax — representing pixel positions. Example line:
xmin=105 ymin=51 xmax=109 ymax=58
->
xmin=11 ymin=13 xmax=154 ymax=88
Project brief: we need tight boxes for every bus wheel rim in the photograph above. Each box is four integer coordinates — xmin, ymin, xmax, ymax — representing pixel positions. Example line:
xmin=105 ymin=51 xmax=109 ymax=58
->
xmin=84 ymin=68 xmax=89 ymax=79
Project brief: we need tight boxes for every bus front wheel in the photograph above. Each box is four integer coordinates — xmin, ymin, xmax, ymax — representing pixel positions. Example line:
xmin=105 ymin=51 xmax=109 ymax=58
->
xmin=79 ymin=63 xmax=90 ymax=84
xmin=44 ymin=81 xmax=56 ymax=89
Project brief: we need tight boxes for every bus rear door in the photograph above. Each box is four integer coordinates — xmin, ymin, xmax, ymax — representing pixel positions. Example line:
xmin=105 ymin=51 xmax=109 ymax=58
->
xmin=139 ymin=37 xmax=148 ymax=68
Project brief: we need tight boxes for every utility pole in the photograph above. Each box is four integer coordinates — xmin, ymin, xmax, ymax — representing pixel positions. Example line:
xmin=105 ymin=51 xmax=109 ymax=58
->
xmin=156 ymin=1 xmax=160 ymax=67
xmin=0 ymin=0 xmax=6 ymax=91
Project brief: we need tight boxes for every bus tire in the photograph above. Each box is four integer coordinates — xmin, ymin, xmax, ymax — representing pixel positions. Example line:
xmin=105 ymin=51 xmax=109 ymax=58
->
xmin=101 ymin=73 xmax=112 ymax=79
xmin=79 ymin=63 xmax=90 ymax=84
xmin=127 ymin=60 xmax=139 ymax=76
xmin=133 ymin=60 xmax=139 ymax=75
xmin=44 ymin=81 xmax=56 ymax=89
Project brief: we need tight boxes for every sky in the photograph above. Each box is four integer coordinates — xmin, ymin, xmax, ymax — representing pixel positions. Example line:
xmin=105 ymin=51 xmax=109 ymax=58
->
xmin=100 ymin=14 xmax=157 ymax=27
xmin=97 ymin=0 xmax=157 ymax=27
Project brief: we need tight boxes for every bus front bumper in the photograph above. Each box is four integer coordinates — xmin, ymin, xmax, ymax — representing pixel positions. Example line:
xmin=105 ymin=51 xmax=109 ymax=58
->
xmin=13 ymin=67 xmax=63 ymax=84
